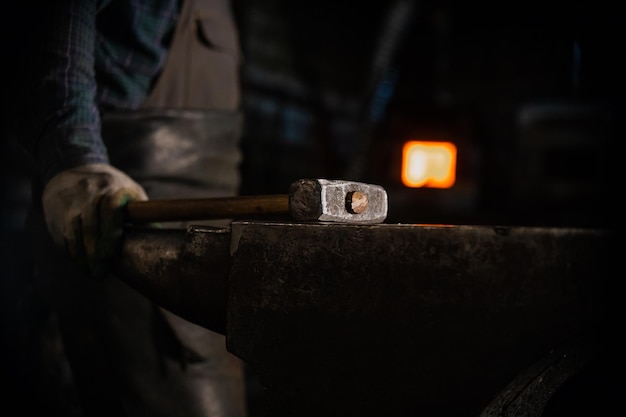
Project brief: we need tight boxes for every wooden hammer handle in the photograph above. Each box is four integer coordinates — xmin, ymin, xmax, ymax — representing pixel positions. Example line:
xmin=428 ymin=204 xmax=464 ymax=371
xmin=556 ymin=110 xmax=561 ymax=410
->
xmin=125 ymin=195 xmax=290 ymax=223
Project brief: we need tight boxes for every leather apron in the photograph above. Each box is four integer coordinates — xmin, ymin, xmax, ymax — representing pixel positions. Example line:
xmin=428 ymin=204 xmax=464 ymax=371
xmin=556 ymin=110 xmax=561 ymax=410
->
xmin=27 ymin=1 xmax=248 ymax=416
xmin=103 ymin=0 xmax=243 ymax=203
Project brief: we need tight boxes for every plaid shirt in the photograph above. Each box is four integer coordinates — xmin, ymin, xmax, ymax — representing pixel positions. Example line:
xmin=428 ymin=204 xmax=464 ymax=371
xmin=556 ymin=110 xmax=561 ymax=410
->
xmin=25 ymin=0 xmax=180 ymax=184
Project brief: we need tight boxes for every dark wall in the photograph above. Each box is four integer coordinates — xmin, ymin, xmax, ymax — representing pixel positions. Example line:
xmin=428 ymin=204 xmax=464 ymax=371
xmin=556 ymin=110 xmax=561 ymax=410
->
xmin=234 ymin=0 xmax=622 ymax=228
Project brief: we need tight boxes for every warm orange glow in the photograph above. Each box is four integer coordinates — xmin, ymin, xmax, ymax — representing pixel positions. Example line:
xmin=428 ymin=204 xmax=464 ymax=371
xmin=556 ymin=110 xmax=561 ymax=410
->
xmin=402 ymin=141 xmax=457 ymax=188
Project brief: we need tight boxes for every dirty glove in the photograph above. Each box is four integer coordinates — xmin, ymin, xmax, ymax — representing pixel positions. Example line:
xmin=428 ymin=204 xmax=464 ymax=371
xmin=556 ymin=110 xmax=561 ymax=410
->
xmin=42 ymin=163 xmax=148 ymax=277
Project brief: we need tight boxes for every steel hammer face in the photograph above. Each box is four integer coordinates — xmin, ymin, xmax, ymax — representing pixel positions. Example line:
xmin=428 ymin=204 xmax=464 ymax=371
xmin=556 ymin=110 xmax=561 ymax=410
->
xmin=289 ymin=179 xmax=388 ymax=224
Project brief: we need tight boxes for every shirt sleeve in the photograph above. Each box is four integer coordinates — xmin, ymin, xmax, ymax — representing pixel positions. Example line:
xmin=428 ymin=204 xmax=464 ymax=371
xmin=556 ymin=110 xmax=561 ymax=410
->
xmin=22 ymin=0 xmax=109 ymax=185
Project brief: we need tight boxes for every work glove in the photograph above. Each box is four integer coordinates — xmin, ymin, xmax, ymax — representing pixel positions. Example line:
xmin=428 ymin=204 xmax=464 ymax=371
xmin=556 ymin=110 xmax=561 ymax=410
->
xmin=42 ymin=163 xmax=148 ymax=277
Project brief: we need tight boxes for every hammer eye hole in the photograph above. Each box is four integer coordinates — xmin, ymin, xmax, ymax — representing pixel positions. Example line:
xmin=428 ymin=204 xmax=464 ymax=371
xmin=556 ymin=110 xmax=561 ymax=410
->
xmin=345 ymin=191 xmax=368 ymax=214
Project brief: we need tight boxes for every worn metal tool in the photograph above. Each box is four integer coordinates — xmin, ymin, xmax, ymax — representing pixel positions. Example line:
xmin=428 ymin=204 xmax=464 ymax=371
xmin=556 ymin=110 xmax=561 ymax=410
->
xmin=125 ymin=178 xmax=388 ymax=224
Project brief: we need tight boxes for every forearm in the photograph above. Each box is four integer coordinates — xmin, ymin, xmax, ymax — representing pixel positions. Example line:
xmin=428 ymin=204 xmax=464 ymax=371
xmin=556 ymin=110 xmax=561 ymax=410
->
xmin=24 ymin=0 xmax=108 ymax=186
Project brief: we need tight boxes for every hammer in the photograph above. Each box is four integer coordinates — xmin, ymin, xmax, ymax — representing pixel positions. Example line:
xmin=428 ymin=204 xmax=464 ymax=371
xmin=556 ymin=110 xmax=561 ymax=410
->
xmin=125 ymin=179 xmax=388 ymax=224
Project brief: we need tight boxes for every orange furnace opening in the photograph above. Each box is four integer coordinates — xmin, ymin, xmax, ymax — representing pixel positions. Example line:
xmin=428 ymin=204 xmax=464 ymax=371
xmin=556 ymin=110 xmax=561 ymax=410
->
xmin=401 ymin=141 xmax=457 ymax=188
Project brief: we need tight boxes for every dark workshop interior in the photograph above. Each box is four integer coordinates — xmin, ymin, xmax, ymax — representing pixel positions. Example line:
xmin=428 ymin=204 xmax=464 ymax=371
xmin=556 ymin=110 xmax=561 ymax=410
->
xmin=233 ymin=0 xmax=620 ymax=228
xmin=0 ymin=0 xmax=622 ymax=416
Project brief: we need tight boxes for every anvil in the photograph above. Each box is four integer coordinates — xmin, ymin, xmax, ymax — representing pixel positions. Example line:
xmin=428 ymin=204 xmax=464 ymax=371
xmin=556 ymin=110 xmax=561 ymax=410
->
xmin=117 ymin=221 xmax=617 ymax=416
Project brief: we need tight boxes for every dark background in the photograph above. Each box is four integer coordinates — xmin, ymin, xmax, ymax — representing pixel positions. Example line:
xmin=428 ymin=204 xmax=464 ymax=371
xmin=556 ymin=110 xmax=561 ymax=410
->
xmin=233 ymin=0 xmax=621 ymax=228
xmin=1 ymin=0 xmax=622 ymax=228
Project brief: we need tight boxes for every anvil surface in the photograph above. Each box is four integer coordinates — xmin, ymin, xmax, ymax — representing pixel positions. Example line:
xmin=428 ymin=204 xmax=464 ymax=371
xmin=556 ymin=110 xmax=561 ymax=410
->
xmin=119 ymin=221 xmax=616 ymax=416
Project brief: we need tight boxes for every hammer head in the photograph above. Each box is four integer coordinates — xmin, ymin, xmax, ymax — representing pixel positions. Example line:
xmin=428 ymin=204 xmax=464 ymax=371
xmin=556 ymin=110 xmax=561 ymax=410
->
xmin=289 ymin=179 xmax=388 ymax=224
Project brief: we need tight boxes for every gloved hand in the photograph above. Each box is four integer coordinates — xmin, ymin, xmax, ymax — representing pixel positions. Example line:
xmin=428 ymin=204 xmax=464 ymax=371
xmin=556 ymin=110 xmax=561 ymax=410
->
xmin=42 ymin=163 xmax=148 ymax=277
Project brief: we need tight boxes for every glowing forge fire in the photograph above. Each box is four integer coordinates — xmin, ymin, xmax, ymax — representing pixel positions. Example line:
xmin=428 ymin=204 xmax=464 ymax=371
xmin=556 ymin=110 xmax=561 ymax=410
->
xmin=402 ymin=141 xmax=457 ymax=188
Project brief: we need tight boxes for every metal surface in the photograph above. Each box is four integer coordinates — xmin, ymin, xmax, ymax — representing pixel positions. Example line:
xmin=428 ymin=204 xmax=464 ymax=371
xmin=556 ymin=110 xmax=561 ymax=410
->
xmin=226 ymin=222 xmax=615 ymax=417
xmin=116 ymin=225 xmax=231 ymax=334
xmin=116 ymin=221 xmax=616 ymax=416
xmin=289 ymin=179 xmax=388 ymax=223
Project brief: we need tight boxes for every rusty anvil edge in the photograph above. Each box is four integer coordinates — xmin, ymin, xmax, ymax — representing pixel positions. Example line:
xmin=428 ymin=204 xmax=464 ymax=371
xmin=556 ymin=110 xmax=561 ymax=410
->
xmin=115 ymin=224 xmax=232 ymax=335
xmin=115 ymin=221 xmax=615 ymax=340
